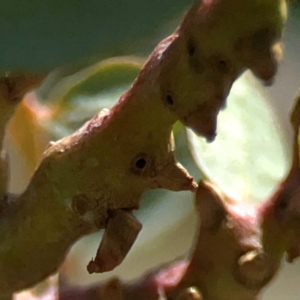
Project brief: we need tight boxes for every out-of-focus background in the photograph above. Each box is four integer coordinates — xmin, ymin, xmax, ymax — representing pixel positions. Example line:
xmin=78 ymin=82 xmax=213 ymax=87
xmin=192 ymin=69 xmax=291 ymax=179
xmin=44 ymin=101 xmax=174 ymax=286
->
xmin=259 ymin=5 xmax=300 ymax=299
xmin=2 ymin=1 xmax=300 ymax=299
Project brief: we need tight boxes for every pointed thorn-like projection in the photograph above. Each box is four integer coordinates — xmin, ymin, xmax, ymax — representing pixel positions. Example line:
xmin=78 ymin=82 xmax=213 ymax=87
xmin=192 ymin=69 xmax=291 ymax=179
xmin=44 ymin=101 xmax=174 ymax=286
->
xmin=156 ymin=0 xmax=287 ymax=139
xmin=181 ymin=105 xmax=218 ymax=142
xmin=234 ymin=26 xmax=285 ymax=85
xmin=87 ymin=210 xmax=142 ymax=274
xmin=155 ymin=161 xmax=197 ymax=192
xmin=244 ymin=42 xmax=282 ymax=85
xmin=166 ymin=180 xmax=276 ymax=299
xmin=194 ymin=180 xmax=226 ymax=229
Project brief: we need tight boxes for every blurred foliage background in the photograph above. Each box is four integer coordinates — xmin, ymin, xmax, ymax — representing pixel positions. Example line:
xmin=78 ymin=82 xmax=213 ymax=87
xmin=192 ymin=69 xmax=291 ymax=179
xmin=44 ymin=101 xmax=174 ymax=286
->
xmin=2 ymin=1 xmax=300 ymax=299
xmin=0 ymin=0 xmax=192 ymax=73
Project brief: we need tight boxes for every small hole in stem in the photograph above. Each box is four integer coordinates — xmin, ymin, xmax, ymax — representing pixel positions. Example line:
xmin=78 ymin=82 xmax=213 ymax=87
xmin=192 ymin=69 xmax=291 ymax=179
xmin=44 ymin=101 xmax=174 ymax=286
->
xmin=166 ymin=93 xmax=174 ymax=106
xmin=130 ymin=153 xmax=151 ymax=175
xmin=135 ymin=158 xmax=147 ymax=170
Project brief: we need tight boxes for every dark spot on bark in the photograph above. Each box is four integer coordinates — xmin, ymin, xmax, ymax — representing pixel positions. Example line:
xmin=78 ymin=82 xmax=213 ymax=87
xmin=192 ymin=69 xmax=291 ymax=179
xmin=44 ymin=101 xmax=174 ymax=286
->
xmin=135 ymin=158 xmax=147 ymax=169
xmin=277 ymin=196 xmax=289 ymax=211
xmin=207 ymin=209 xmax=225 ymax=233
xmin=161 ymin=86 xmax=175 ymax=108
xmin=209 ymin=55 xmax=231 ymax=74
xmin=274 ymin=191 xmax=290 ymax=221
xmin=218 ymin=59 xmax=230 ymax=73
xmin=186 ymin=37 xmax=204 ymax=74
xmin=72 ymin=194 xmax=89 ymax=216
xmin=165 ymin=92 xmax=174 ymax=106
xmin=131 ymin=153 xmax=153 ymax=176
xmin=187 ymin=38 xmax=196 ymax=56
xmin=251 ymin=28 xmax=274 ymax=52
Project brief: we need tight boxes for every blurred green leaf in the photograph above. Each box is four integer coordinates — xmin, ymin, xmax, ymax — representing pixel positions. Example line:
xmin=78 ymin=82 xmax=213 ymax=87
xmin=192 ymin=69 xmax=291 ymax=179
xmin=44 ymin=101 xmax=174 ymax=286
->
xmin=42 ymin=56 xmax=143 ymax=138
xmin=187 ymin=72 xmax=290 ymax=203
xmin=0 ymin=0 xmax=191 ymax=73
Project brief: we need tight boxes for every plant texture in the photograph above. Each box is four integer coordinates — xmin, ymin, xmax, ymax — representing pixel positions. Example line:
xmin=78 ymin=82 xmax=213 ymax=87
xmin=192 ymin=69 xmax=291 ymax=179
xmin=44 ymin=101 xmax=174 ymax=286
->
xmin=0 ymin=0 xmax=295 ymax=299
xmin=58 ymin=92 xmax=300 ymax=299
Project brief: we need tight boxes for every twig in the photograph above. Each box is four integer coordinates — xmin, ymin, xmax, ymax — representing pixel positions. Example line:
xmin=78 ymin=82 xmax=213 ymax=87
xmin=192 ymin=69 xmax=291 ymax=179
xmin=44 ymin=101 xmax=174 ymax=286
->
xmin=0 ymin=0 xmax=288 ymax=295
xmin=59 ymin=92 xmax=300 ymax=300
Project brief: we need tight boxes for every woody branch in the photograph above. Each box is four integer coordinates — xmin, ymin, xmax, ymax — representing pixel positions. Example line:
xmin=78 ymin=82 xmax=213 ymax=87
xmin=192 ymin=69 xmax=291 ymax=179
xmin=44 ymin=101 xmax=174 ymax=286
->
xmin=0 ymin=0 xmax=287 ymax=296
xmin=59 ymin=92 xmax=300 ymax=300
